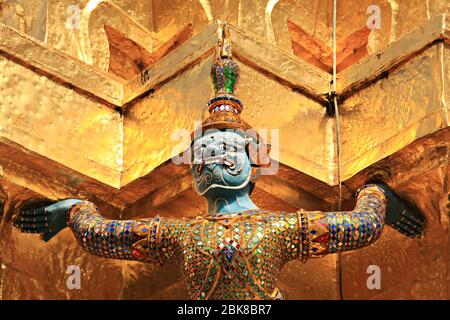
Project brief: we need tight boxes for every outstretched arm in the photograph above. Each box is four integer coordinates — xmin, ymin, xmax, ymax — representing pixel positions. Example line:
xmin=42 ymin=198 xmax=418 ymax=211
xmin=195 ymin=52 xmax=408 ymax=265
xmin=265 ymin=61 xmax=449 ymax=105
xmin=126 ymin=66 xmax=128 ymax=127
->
xmin=284 ymin=184 xmax=425 ymax=262
xmin=13 ymin=200 xmax=180 ymax=265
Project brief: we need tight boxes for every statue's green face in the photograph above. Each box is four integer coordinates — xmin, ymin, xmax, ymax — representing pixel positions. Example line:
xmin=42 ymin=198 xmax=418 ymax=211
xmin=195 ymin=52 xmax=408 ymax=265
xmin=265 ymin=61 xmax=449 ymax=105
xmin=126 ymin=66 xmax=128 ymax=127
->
xmin=191 ymin=130 xmax=252 ymax=196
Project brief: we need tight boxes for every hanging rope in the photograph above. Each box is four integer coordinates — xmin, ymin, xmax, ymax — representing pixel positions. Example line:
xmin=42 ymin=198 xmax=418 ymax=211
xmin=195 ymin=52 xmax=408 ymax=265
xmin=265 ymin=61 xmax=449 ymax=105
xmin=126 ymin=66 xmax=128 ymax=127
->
xmin=332 ymin=0 xmax=345 ymax=301
xmin=332 ymin=0 xmax=342 ymax=211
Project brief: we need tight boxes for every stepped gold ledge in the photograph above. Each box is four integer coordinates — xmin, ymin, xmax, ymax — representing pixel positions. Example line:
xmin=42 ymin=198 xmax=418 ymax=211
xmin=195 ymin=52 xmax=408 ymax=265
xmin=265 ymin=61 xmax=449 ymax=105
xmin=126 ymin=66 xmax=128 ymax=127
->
xmin=0 ymin=24 xmax=125 ymax=106
xmin=0 ymin=21 xmax=330 ymax=108
xmin=0 ymin=52 xmax=123 ymax=188
xmin=123 ymin=21 xmax=331 ymax=105
xmin=338 ymin=41 xmax=449 ymax=182
xmin=338 ymin=14 xmax=449 ymax=99
xmin=77 ymin=0 xmax=157 ymax=71
xmin=1 ymin=17 xmax=448 ymax=109
xmin=228 ymin=23 xmax=330 ymax=103
xmin=0 ymin=137 xmax=122 ymax=209
xmin=122 ymin=22 xmax=219 ymax=104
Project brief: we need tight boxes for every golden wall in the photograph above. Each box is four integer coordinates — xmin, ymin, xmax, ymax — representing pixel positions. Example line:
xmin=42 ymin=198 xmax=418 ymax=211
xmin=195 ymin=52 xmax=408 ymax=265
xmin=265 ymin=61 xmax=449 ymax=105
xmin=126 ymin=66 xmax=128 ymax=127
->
xmin=0 ymin=0 xmax=449 ymax=299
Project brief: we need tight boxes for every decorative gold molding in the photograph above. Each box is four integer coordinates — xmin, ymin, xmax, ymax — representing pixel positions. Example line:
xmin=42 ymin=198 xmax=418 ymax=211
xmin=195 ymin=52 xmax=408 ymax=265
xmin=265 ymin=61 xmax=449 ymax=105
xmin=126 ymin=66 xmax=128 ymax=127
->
xmin=337 ymin=14 xmax=448 ymax=99
xmin=1 ymin=15 xmax=448 ymax=108
xmin=0 ymin=23 xmax=125 ymax=106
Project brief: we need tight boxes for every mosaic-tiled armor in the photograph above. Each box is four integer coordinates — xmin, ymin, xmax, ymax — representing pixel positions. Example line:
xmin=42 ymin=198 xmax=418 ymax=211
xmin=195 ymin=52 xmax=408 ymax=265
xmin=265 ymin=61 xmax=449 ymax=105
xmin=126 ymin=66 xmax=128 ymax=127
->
xmin=67 ymin=184 xmax=386 ymax=300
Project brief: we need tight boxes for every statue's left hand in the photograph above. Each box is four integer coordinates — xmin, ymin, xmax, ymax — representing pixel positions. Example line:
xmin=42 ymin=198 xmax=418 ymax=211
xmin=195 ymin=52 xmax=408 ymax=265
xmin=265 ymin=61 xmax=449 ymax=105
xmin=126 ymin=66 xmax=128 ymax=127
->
xmin=13 ymin=199 xmax=83 ymax=242
xmin=375 ymin=184 xmax=426 ymax=239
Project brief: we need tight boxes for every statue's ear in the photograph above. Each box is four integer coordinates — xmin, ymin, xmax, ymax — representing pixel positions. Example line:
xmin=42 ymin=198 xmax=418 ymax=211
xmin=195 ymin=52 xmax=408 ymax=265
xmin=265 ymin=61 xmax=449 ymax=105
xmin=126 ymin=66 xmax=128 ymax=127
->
xmin=247 ymin=141 xmax=271 ymax=167
xmin=250 ymin=166 xmax=261 ymax=184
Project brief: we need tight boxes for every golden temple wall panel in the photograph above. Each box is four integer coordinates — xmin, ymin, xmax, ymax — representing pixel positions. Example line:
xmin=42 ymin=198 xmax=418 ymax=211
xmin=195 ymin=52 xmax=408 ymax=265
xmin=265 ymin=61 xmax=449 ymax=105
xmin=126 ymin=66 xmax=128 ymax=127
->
xmin=45 ymin=0 xmax=90 ymax=61
xmin=0 ymin=55 xmax=123 ymax=187
xmin=339 ymin=44 xmax=448 ymax=181
xmin=122 ymin=55 xmax=214 ymax=185
xmin=122 ymin=261 xmax=188 ymax=299
xmin=336 ymin=0 xmax=392 ymax=54
xmin=271 ymin=0 xmax=333 ymax=50
xmin=3 ymin=0 xmax=447 ymax=73
xmin=278 ymin=256 xmax=339 ymax=300
xmin=238 ymin=62 xmax=332 ymax=183
xmin=83 ymin=1 xmax=156 ymax=71
xmin=44 ymin=0 xmax=156 ymax=70
xmin=336 ymin=0 xmax=448 ymax=54
xmin=151 ymin=0 xmax=211 ymax=42
xmin=385 ymin=0 xmax=445 ymax=43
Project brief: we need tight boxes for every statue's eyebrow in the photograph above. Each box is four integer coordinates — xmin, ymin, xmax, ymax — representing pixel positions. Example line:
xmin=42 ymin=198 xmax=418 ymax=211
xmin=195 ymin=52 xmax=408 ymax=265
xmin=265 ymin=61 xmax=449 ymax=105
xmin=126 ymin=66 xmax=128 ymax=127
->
xmin=191 ymin=135 xmax=246 ymax=149
xmin=226 ymin=142 xmax=245 ymax=148
xmin=224 ymin=137 xmax=247 ymax=147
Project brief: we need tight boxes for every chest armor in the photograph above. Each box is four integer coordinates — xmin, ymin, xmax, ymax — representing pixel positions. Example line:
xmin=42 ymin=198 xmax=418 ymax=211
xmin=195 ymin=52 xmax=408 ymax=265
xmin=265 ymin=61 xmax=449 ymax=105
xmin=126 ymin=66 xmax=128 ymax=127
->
xmin=179 ymin=210 xmax=296 ymax=300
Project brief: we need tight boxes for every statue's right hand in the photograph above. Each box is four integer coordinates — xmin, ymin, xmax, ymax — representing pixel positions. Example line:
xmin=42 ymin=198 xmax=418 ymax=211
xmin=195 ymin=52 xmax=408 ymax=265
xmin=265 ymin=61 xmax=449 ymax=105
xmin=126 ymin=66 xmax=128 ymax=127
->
xmin=13 ymin=199 xmax=83 ymax=242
